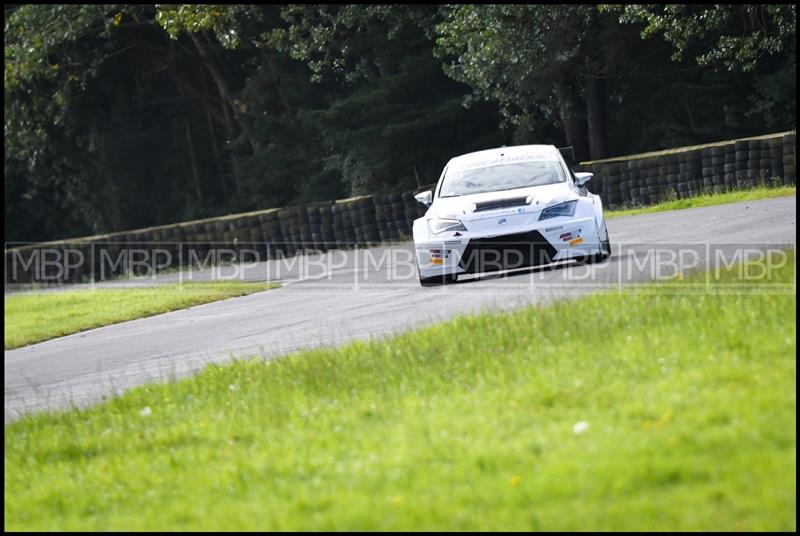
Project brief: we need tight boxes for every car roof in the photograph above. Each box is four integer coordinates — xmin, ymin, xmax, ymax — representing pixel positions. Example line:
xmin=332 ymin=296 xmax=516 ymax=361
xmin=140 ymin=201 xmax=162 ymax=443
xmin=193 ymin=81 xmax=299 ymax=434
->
xmin=446 ymin=144 xmax=561 ymax=171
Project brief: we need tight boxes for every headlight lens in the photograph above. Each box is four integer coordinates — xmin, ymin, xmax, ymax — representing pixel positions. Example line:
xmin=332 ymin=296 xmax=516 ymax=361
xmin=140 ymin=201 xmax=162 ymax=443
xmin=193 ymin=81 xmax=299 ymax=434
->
xmin=539 ymin=200 xmax=577 ymax=221
xmin=428 ymin=218 xmax=467 ymax=235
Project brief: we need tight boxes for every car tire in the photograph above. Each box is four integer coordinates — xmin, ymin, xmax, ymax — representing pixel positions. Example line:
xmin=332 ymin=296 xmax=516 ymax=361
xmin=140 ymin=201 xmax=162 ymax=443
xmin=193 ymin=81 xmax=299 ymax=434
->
xmin=584 ymin=223 xmax=611 ymax=264
xmin=419 ymin=273 xmax=458 ymax=286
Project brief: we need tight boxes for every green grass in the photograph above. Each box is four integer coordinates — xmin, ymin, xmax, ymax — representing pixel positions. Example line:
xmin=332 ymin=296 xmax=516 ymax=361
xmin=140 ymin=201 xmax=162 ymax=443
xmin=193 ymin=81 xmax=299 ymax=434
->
xmin=4 ymin=281 xmax=278 ymax=350
xmin=4 ymin=251 xmax=796 ymax=531
xmin=606 ymin=185 xmax=795 ymax=218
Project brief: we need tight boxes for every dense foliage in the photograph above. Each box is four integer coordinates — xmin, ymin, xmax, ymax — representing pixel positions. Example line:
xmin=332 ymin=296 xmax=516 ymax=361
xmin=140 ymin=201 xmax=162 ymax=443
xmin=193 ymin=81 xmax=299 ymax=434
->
xmin=4 ymin=4 xmax=795 ymax=242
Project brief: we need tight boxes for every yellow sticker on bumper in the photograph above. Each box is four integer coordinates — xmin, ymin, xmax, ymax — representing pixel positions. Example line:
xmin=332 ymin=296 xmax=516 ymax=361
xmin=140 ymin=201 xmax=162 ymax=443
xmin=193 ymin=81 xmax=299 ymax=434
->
xmin=569 ymin=237 xmax=584 ymax=246
xmin=431 ymin=258 xmax=443 ymax=265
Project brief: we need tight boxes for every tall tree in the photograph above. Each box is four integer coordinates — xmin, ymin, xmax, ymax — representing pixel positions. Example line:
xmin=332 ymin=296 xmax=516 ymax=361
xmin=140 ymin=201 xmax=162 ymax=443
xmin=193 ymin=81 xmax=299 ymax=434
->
xmin=606 ymin=4 xmax=796 ymax=141
xmin=434 ymin=5 xmax=636 ymax=160
xmin=5 ymin=5 xmax=272 ymax=239
xmin=607 ymin=4 xmax=796 ymax=72
xmin=267 ymin=4 xmax=505 ymax=194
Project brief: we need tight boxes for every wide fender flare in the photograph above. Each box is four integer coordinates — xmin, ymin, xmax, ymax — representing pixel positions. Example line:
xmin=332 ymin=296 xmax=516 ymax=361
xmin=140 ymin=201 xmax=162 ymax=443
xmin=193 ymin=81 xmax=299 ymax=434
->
xmin=590 ymin=194 xmax=607 ymax=241
xmin=412 ymin=217 xmax=430 ymax=244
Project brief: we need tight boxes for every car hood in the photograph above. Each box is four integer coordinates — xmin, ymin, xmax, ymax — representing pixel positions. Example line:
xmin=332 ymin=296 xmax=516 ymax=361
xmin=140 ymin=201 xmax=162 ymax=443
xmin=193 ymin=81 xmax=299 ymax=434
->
xmin=430 ymin=183 xmax=575 ymax=222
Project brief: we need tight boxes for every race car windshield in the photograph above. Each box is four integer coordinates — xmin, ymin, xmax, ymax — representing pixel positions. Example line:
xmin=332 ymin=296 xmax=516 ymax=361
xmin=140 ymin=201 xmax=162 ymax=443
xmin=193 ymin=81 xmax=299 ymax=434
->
xmin=439 ymin=161 xmax=566 ymax=197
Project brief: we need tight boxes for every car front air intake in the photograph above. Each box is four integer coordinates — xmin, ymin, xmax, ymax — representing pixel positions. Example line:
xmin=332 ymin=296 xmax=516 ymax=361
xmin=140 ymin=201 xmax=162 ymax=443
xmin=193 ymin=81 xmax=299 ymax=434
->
xmin=473 ymin=196 xmax=529 ymax=212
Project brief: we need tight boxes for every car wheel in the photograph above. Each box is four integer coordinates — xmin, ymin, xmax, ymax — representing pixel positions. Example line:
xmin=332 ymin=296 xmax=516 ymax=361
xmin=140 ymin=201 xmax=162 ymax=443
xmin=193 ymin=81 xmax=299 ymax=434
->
xmin=584 ymin=224 xmax=611 ymax=264
xmin=419 ymin=273 xmax=458 ymax=286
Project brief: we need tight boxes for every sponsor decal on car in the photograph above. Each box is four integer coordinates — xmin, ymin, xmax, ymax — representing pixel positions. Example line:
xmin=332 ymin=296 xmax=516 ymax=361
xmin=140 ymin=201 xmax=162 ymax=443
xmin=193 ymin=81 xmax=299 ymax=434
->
xmin=475 ymin=207 xmax=531 ymax=217
xmin=454 ymin=154 xmax=549 ymax=172
xmin=428 ymin=248 xmax=452 ymax=264
xmin=558 ymin=228 xmax=583 ymax=243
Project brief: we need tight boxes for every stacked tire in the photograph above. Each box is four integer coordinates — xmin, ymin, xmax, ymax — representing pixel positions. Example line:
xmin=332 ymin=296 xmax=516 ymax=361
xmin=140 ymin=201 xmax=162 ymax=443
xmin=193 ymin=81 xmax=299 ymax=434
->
xmin=373 ymin=193 xmax=399 ymax=243
xmin=332 ymin=199 xmax=358 ymax=249
xmin=783 ymin=133 xmax=796 ymax=185
xmin=278 ymin=207 xmax=302 ymax=257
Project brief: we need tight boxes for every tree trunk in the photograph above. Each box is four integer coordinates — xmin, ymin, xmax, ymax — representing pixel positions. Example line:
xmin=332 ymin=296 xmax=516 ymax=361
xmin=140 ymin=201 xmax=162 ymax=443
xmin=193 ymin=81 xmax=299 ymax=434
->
xmin=190 ymin=34 xmax=237 ymax=111
xmin=171 ymin=67 xmax=219 ymax=202
xmin=555 ymin=83 xmax=589 ymax=163
xmin=219 ymin=97 xmax=244 ymax=196
xmin=585 ymin=72 xmax=608 ymax=160
xmin=184 ymin=120 xmax=204 ymax=206
xmin=190 ymin=32 xmax=250 ymax=197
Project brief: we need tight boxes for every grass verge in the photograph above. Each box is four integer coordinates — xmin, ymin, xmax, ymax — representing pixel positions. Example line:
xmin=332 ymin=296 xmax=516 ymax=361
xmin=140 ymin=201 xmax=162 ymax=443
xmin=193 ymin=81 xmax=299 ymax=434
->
xmin=606 ymin=185 xmax=795 ymax=219
xmin=4 ymin=281 xmax=278 ymax=350
xmin=4 ymin=251 xmax=796 ymax=531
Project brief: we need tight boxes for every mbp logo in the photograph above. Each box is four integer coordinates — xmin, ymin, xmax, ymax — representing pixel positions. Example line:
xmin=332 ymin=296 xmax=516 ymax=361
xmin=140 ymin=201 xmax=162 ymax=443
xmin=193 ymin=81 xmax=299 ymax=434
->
xmin=8 ymin=247 xmax=85 ymax=282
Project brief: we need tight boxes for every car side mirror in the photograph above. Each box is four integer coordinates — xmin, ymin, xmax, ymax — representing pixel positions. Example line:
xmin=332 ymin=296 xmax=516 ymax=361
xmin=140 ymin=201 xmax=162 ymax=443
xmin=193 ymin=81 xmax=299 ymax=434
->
xmin=574 ymin=172 xmax=593 ymax=187
xmin=414 ymin=190 xmax=433 ymax=207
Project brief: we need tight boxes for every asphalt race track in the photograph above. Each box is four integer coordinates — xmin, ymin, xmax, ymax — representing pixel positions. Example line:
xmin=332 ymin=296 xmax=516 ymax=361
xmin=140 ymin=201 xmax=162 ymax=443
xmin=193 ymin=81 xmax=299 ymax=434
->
xmin=5 ymin=197 xmax=796 ymax=421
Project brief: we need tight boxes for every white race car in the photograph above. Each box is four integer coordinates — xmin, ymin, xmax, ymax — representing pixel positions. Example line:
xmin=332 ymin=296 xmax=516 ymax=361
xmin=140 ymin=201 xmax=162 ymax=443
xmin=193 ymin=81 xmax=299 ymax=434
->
xmin=413 ymin=144 xmax=611 ymax=285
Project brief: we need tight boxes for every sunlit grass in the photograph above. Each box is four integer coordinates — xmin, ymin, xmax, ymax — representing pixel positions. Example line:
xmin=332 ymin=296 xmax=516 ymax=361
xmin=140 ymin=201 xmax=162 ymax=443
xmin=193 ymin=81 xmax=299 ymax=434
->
xmin=4 ymin=251 xmax=795 ymax=530
xmin=4 ymin=281 xmax=278 ymax=349
xmin=606 ymin=185 xmax=795 ymax=218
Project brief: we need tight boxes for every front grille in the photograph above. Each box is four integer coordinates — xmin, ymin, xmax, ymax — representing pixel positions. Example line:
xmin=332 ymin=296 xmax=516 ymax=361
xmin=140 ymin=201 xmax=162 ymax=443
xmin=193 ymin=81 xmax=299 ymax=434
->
xmin=473 ymin=196 xmax=529 ymax=212
xmin=458 ymin=230 xmax=557 ymax=274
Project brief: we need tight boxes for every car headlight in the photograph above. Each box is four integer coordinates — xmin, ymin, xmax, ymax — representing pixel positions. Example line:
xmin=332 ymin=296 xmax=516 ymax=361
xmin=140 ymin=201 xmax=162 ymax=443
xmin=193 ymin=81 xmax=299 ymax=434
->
xmin=539 ymin=200 xmax=577 ymax=221
xmin=428 ymin=218 xmax=467 ymax=235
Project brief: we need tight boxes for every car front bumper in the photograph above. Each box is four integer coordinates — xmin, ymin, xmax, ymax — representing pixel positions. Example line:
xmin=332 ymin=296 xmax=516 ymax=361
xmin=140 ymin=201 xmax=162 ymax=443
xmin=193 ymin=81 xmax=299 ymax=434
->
xmin=415 ymin=216 xmax=604 ymax=277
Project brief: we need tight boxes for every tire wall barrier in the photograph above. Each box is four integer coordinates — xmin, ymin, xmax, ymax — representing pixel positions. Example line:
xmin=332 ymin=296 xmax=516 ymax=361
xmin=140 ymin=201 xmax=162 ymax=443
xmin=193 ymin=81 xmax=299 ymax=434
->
xmin=5 ymin=131 xmax=795 ymax=285
xmin=575 ymin=130 xmax=795 ymax=210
